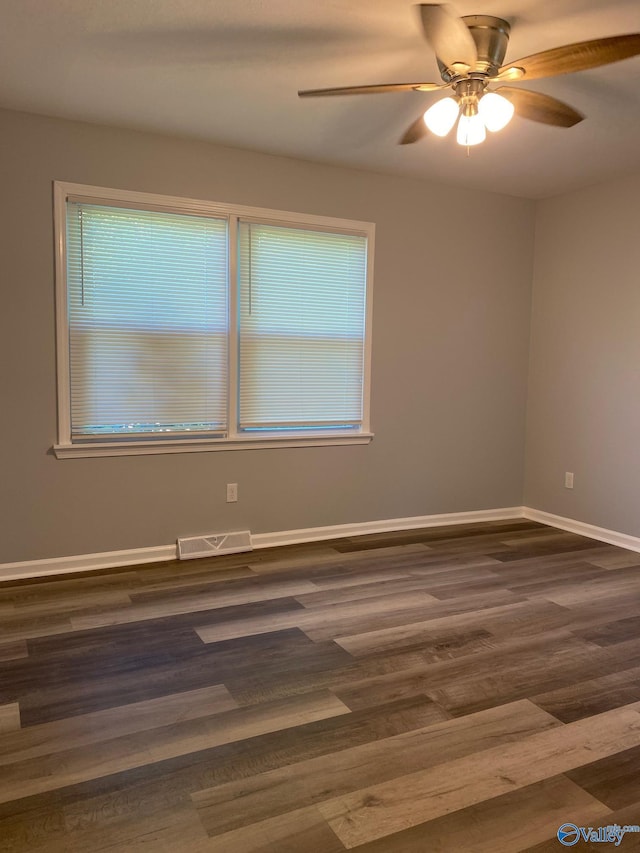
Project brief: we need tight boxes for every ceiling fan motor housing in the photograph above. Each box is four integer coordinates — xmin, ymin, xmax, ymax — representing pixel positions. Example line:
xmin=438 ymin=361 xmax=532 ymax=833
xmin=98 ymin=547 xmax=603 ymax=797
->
xmin=438 ymin=15 xmax=511 ymax=81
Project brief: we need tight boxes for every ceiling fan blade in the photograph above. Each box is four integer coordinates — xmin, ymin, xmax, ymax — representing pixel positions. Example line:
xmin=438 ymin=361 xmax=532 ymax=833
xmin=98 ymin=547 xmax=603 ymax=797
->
xmin=492 ymin=66 xmax=525 ymax=82
xmin=497 ymin=87 xmax=584 ymax=127
xmin=298 ymin=81 xmax=444 ymax=97
xmin=499 ymin=33 xmax=640 ymax=81
xmin=399 ymin=114 xmax=429 ymax=144
xmin=417 ymin=4 xmax=478 ymax=71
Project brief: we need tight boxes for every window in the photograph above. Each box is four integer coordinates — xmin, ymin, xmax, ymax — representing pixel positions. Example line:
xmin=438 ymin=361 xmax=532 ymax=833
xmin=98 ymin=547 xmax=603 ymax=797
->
xmin=53 ymin=183 xmax=374 ymax=458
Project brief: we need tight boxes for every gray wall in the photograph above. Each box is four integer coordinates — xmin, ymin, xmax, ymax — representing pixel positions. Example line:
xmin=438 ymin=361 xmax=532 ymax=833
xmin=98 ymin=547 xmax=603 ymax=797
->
xmin=525 ymin=172 xmax=640 ymax=537
xmin=0 ymin=108 xmax=535 ymax=563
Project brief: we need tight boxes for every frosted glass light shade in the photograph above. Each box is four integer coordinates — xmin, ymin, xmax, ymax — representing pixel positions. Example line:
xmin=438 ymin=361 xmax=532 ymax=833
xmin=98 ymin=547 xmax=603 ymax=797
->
xmin=478 ymin=92 xmax=515 ymax=132
xmin=423 ymin=98 xmax=459 ymax=137
xmin=456 ymin=112 xmax=486 ymax=146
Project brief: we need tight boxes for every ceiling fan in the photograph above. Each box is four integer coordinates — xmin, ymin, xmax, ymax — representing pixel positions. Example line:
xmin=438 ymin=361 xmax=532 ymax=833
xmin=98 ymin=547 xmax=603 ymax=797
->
xmin=298 ymin=5 xmax=640 ymax=147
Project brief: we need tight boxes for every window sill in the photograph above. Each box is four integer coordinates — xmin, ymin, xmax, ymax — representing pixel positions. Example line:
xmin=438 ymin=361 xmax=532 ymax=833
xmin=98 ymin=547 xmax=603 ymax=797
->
xmin=53 ymin=433 xmax=374 ymax=459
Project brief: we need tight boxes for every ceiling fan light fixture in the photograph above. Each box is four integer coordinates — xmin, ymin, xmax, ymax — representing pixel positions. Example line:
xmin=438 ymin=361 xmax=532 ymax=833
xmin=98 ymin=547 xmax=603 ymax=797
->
xmin=456 ymin=111 xmax=486 ymax=146
xmin=423 ymin=97 xmax=460 ymax=136
xmin=299 ymin=8 xmax=640 ymax=152
xmin=478 ymin=92 xmax=515 ymax=131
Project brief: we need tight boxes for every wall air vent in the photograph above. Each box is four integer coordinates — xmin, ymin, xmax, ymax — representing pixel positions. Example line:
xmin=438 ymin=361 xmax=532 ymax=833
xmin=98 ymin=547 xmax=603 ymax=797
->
xmin=177 ymin=530 xmax=252 ymax=560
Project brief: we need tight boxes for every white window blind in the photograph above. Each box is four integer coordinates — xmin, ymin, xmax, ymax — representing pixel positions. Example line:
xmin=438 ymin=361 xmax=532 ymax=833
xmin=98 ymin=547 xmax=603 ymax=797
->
xmin=55 ymin=183 xmax=374 ymax=457
xmin=66 ymin=203 xmax=228 ymax=439
xmin=238 ymin=222 xmax=368 ymax=431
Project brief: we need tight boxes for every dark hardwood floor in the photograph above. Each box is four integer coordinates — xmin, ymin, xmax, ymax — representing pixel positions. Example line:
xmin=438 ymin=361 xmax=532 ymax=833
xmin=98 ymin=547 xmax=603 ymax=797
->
xmin=2 ymin=519 xmax=640 ymax=851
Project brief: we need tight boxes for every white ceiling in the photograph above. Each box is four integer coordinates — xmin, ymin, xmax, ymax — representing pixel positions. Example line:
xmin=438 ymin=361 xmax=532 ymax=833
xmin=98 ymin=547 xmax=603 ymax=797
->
xmin=1 ymin=0 xmax=639 ymax=198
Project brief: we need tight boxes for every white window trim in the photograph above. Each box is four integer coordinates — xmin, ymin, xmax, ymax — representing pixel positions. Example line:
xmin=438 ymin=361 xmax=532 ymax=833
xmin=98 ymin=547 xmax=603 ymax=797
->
xmin=52 ymin=181 xmax=375 ymax=459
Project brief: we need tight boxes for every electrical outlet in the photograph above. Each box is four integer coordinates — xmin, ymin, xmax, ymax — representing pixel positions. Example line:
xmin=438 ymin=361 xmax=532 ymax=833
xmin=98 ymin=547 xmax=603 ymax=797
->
xmin=226 ymin=483 xmax=238 ymax=503
xmin=564 ymin=472 xmax=574 ymax=489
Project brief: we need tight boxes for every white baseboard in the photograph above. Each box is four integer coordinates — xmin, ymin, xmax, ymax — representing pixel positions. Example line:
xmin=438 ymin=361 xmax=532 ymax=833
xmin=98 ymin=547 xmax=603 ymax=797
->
xmin=251 ymin=507 xmax=524 ymax=549
xmin=4 ymin=506 xmax=636 ymax=584
xmin=0 ymin=545 xmax=177 ymax=583
xmin=0 ymin=506 xmax=523 ymax=582
xmin=523 ymin=507 xmax=640 ymax=554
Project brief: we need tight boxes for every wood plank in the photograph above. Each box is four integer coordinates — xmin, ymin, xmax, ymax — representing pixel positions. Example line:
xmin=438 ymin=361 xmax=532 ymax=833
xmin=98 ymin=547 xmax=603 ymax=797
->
xmin=317 ymin=705 xmax=640 ymax=848
xmin=0 ymin=684 xmax=237 ymax=767
xmin=223 ymin=646 xmax=432 ymax=705
xmin=585 ymin=550 xmax=640 ymax=570
xmin=197 ymin=805 xmax=345 ymax=853
xmin=0 ymin=691 xmax=350 ymax=804
xmin=73 ymin=804 xmax=216 ymax=853
xmin=195 ymin=591 xmax=440 ymax=644
xmin=351 ymin=776 xmax=611 ymax=853
xmin=128 ymin=574 xmax=318 ymax=606
xmin=261 ymin=546 xmax=434 ymax=571
xmin=500 ymin=530 xmax=585 ymax=546
xmin=126 ymin=564 xmax=257 ymax=593
xmin=0 ymin=615 xmax=74 ymax=644
xmin=560 ymin=594 xmax=640 ymax=632
xmin=3 ymin=803 xmax=216 ymax=853
xmin=0 ymin=640 xmax=28 ymax=662
xmin=15 ymin=625 xmax=352 ymax=726
xmin=486 ymin=538 xmax=603 ymax=562
xmin=333 ymin=632 xmax=612 ymax=721
xmin=303 ymin=589 xmax=526 ymax=644
xmin=332 ymin=679 xmax=449 ymax=714
xmin=566 ymin=737 xmax=640 ymax=811
xmin=11 ymin=591 xmax=133 ymax=617
xmin=418 ymin=634 xmax=618 ymax=718
xmin=0 ymin=804 xmax=68 ymax=852
xmin=500 ymin=562 xmax=608 ymax=596
xmin=532 ymin=665 xmax=640 ymax=723
xmin=0 ymin=571 xmax=141 ymax=600
xmin=488 ymin=547 xmax=613 ymax=574
xmin=575 ymin=615 xmax=640 ymax=647
xmin=69 ymin=578 xmax=321 ymax=631
xmin=404 ymin=553 xmax=504 ymax=575
xmin=543 ymin=576 xmax=640 ymax=608
xmin=307 ymin=570 xmax=414 ymax=591
xmin=144 ymin=691 xmax=351 ymax=766
xmin=193 ymin=699 xmax=561 ymax=838
xmin=293 ymin=575 xmax=458 ymax=609
xmin=335 ymin=599 xmax=567 ymax=657
xmin=0 ymin=703 xmax=20 ymax=733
